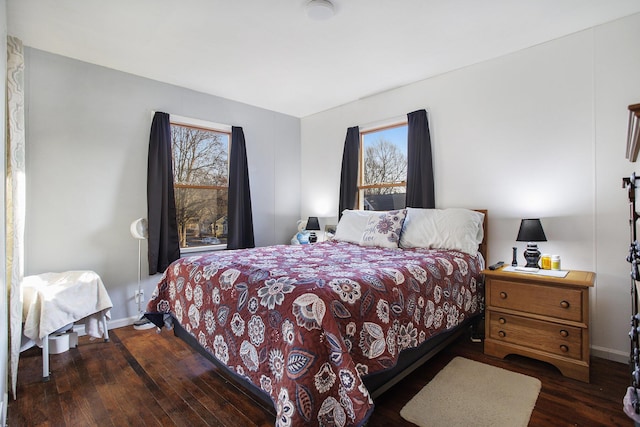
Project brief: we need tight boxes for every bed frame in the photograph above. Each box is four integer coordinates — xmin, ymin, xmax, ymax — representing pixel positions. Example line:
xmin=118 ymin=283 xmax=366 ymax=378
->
xmin=166 ymin=209 xmax=488 ymax=411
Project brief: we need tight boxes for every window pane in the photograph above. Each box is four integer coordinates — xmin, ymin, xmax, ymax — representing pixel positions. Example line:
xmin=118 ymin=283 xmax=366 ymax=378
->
xmin=171 ymin=123 xmax=229 ymax=249
xmin=174 ymin=187 xmax=228 ymax=248
xmin=363 ymin=187 xmax=406 ymax=211
xmin=362 ymin=125 xmax=407 ymax=186
xmin=361 ymin=124 xmax=408 ymax=210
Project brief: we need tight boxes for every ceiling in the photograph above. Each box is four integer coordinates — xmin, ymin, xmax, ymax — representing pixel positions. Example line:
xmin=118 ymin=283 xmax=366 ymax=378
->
xmin=8 ymin=0 xmax=640 ymax=118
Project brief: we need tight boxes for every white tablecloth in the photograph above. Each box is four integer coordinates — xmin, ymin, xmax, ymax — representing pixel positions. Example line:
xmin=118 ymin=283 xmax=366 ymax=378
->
xmin=22 ymin=270 xmax=113 ymax=345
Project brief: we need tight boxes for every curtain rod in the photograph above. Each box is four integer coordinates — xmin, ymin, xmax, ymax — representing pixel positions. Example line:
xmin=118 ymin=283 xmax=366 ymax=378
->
xmin=150 ymin=110 xmax=232 ymax=132
xmin=358 ymin=114 xmax=408 ymax=133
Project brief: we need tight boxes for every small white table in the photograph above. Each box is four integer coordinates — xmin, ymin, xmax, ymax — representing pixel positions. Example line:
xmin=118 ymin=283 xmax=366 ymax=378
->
xmin=22 ymin=270 xmax=113 ymax=381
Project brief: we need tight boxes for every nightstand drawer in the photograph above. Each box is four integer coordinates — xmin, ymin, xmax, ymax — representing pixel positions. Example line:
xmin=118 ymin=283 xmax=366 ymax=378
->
xmin=489 ymin=279 xmax=583 ymax=322
xmin=488 ymin=312 xmax=582 ymax=359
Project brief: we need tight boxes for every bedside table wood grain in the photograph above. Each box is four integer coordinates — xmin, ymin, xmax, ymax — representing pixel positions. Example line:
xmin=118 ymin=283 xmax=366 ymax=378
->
xmin=483 ymin=268 xmax=595 ymax=382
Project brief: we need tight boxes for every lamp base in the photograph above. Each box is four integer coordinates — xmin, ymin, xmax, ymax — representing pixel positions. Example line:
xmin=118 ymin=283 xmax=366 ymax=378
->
xmin=309 ymin=232 xmax=317 ymax=243
xmin=523 ymin=243 xmax=541 ymax=268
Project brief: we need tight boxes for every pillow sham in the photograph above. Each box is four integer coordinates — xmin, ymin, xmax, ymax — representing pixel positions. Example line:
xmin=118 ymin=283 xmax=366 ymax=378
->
xmin=360 ymin=209 xmax=407 ymax=249
xmin=399 ymin=208 xmax=484 ymax=255
xmin=333 ymin=210 xmax=380 ymax=244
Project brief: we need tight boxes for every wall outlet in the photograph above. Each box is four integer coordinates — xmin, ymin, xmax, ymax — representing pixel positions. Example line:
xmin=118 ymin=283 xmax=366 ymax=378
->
xmin=135 ymin=290 xmax=144 ymax=304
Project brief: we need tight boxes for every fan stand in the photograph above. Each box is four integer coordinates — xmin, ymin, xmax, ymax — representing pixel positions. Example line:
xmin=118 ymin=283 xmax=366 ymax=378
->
xmin=133 ymin=237 xmax=154 ymax=330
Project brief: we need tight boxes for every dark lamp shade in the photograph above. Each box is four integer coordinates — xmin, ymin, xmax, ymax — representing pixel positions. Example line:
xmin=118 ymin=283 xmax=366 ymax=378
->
xmin=306 ymin=217 xmax=321 ymax=231
xmin=516 ymin=219 xmax=547 ymax=242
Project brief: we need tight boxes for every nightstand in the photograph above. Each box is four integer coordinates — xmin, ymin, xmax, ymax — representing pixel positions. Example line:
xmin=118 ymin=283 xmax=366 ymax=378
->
xmin=483 ymin=267 xmax=595 ymax=382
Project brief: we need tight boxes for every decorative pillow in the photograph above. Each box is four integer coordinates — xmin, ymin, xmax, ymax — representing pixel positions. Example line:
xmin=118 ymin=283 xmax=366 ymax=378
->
xmin=360 ymin=209 xmax=407 ymax=248
xmin=399 ymin=208 xmax=484 ymax=255
xmin=333 ymin=210 xmax=380 ymax=244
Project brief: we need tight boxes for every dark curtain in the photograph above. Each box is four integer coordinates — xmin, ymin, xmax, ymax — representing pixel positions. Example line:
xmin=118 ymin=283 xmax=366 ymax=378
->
xmin=147 ymin=111 xmax=180 ymax=274
xmin=227 ymin=126 xmax=255 ymax=249
xmin=406 ymin=109 xmax=435 ymax=208
xmin=338 ymin=126 xmax=360 ymax=217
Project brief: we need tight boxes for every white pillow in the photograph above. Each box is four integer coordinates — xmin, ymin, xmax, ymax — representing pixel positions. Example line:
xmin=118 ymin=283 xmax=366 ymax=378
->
xmin=399 ymin=208 xmax=484 ymax=255
xmin=333 ymin=210 xmax=380 ymax=244
xmin=360 ymin=210 xmax=407 ymax=249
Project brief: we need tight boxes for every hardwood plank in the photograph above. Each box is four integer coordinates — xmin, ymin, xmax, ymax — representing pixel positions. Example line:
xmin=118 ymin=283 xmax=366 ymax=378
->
xmin=8 ymin=326 xmax=631 ymax=426
xmin=113 ymin=332 xmax=206 ymax=427
xmin=69 ymin=342 xmax=114 ymax=426
xmin=88 ymin=339 xmax=147 ymax=427
xmin=102 ymin=337 xmax=172 ymax=426
xmin=106 ymin=358 xmax=170 ymax=426
xmin=123 ymin=328 xmax=260 ymax=427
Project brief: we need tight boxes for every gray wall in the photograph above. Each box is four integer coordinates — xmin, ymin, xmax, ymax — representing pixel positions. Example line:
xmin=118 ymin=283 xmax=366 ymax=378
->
xmin=23 ymin=48 xmax=301 ymax=325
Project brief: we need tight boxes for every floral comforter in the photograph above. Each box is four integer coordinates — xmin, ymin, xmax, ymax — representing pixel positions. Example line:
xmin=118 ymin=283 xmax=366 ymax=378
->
xmin=146 ymin=240 xmax=484 ymax=427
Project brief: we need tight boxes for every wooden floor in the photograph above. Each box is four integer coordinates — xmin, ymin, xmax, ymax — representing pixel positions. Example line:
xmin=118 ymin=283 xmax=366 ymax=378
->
xmin=8 ymin=325 xmax=632 ymax=426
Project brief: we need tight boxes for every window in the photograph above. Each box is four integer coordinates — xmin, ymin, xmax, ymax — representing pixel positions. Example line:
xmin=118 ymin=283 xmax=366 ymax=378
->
xmin=171 ymin=119 xmax=230 ymax=250
xmin=359 ymin=123 xmax=408 ymax=210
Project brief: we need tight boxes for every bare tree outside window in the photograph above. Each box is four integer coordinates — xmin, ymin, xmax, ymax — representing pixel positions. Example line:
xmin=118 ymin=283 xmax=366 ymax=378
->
xmin=363 ymin=139 xmax=407 ymax=193
xmin=171 ymin=123 xmax=230 ymax=248
xmin=359 ymin=124 xmax=408 ymax=210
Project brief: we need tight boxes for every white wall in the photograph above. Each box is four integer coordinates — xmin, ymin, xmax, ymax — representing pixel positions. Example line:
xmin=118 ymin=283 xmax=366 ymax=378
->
xmin=23 ymin=49 xmax=301 ymax=325
xmin=593 ymin=14 xmax=640 ymax=360
xmin=301 ymin=13 xmax=640 ymax=361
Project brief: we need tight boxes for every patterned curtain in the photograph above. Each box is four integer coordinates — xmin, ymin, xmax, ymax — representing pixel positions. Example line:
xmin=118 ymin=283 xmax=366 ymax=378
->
xmin=6 ymin=36 xmax=26 ymax=399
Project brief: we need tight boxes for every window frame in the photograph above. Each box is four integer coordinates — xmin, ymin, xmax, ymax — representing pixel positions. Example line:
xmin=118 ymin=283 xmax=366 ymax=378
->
xmin=357 ymin=121 xmax=408 ymax=210
xmin=169 ymin=115 xmax=232 ymax=254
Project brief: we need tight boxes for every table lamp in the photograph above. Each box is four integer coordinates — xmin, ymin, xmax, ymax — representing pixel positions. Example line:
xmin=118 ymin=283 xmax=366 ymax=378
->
xmin=306 ymin=217 xmax=321 ymax=243
xmin=516 ymin=218 xmax=547 ymax=268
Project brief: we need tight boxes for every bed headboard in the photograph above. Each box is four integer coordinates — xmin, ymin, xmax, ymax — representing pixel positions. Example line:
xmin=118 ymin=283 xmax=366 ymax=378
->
xmin=475 ymin=209 xmax=488 ymax=262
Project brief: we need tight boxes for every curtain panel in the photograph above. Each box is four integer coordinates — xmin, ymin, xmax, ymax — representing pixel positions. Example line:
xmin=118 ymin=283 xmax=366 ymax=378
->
xmin=6 ymin=36 xmax=26 ymax=399
xmin=147 ymin=112 xmax=180 ymax=275
xmin=406 ymin=109 xmax=435 ymax=208
xmin=227 ymin=126 xmax=255 ymax=250
xmin=338 ymin=126 xmax=360 ymax=217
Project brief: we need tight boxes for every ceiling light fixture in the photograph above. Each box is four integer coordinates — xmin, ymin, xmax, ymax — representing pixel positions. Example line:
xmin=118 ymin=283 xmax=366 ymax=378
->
xmin=307 ymin=0 xmax=335 ymax=20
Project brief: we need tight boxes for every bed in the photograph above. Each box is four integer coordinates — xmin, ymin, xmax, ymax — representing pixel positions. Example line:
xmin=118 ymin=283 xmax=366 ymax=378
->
xmin=145 ymin=208 xmax=487 ymax=427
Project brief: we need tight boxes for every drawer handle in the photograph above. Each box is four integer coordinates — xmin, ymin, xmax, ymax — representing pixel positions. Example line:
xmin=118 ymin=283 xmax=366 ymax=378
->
xmin=560 ymin=300 xmax=570 ymax=309
xmin=499 ymin=291 xmax=508 ymax=299
xmin=499 ymin=317 xmax=506 ymax=325
xmin=559 ymin=329 xmax=569 ymax=338
xmin=498 ymin=330 xmax=506 ymax=338
xmin=560 ymin=345 xmax=569 ymax=353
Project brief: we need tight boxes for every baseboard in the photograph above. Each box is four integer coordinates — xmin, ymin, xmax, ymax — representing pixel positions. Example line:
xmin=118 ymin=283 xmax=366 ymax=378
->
xmin=105 ymin=316 xmax=142 ymax=330
xmin=72 ymin=315 xmax=142 ymax=337
xmin=591 ymin=345 xmax=629 ymax=364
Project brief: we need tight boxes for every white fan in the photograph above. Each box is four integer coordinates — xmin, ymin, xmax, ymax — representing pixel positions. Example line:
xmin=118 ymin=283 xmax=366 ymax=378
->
xmin=130 ymin=217 xmax=148 ymax=240
xmin=130 ymin=218 xmax=154 ymax=330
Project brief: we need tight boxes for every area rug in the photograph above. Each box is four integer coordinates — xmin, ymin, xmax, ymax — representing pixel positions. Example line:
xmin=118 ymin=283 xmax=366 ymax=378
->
xmin=400 ymin=357 xmax=541 ymax=427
